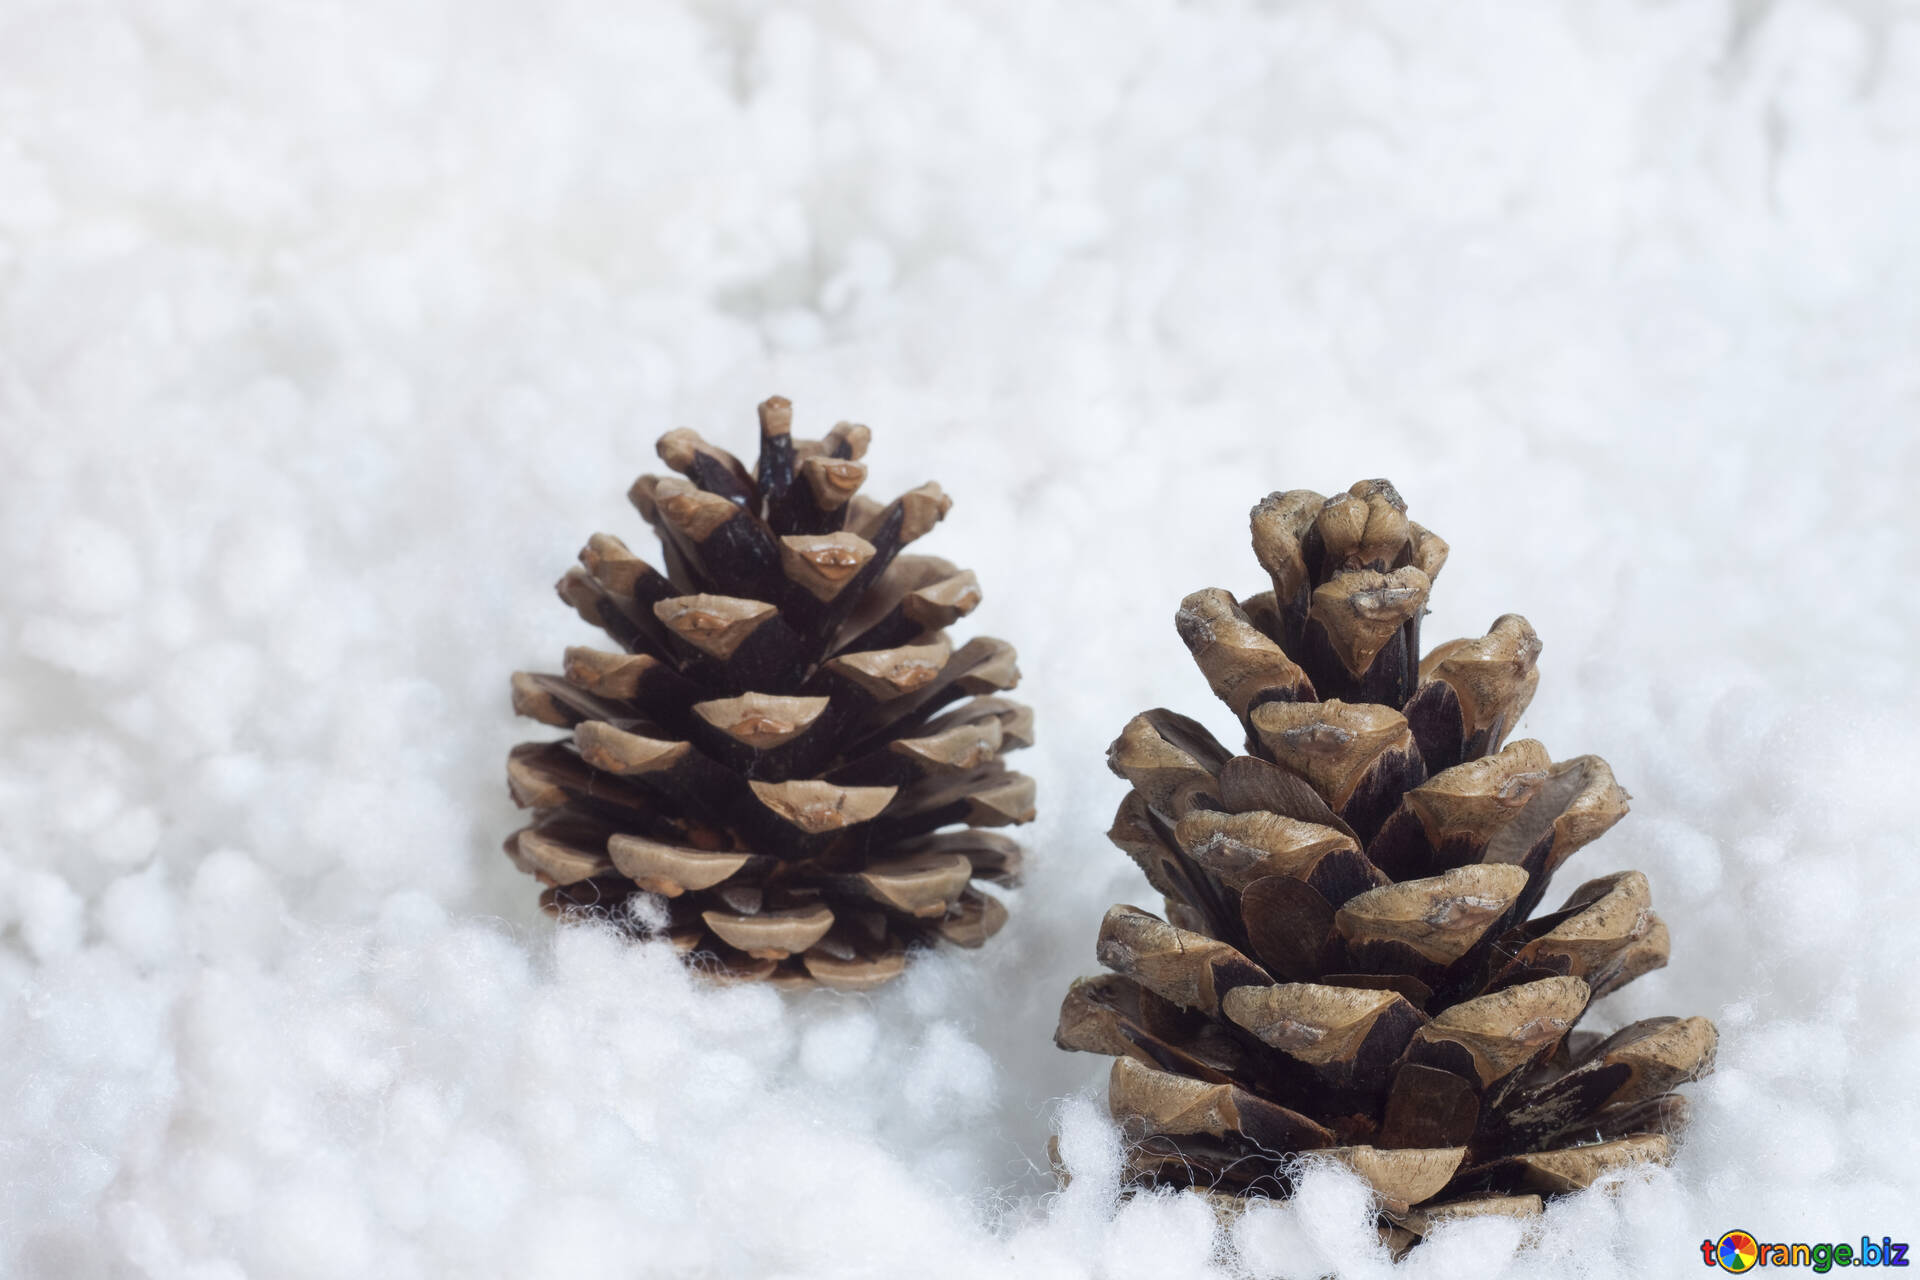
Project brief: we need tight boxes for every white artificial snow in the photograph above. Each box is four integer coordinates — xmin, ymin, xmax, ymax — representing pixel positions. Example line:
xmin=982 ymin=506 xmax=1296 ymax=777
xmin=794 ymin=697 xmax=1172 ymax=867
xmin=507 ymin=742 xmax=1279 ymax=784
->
xmin=3 ymin=0 xmax=1918 ymax=1276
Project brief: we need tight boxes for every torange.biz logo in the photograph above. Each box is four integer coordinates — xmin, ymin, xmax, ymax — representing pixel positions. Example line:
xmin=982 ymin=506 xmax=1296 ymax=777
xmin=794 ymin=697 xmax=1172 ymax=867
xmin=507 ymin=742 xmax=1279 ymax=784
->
xmin=1702 ymin=1230 xmax=1909 ymax=1272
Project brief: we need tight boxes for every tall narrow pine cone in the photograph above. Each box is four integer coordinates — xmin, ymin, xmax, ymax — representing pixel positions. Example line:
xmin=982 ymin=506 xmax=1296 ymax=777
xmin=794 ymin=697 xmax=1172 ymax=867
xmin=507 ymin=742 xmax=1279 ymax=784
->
xmin=1056 ymin=479 xmax=1714 ymax=1240
xmin=506 ymin=397 xmax=1034 ymax=990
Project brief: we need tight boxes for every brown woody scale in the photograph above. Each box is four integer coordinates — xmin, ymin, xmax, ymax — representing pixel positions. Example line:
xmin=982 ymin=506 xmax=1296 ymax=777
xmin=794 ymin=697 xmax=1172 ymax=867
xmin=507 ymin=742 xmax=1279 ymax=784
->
xmin=1056 ymin=480 xmax=1715 ymax=1241
xmin=506 ymin=398 xmax=1034 ymax=989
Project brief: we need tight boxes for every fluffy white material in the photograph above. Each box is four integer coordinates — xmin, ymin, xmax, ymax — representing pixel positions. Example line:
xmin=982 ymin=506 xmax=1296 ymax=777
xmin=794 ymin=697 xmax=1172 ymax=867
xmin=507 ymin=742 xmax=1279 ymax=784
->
xmin=3 ymin=1 xmax=1917 ymax=1275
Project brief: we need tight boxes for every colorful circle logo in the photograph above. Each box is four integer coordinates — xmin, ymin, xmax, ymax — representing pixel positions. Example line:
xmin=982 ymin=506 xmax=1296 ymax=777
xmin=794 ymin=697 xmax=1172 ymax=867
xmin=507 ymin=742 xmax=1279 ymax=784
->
xmin=1716 ymin=1231 xmax=1760 ymax=1273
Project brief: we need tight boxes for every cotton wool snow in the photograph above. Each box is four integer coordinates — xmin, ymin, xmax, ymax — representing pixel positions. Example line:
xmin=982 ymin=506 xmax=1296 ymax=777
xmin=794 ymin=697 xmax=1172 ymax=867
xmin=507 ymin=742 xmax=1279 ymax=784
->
xmin=2 ymin=1 xmax=1917 ymax=1278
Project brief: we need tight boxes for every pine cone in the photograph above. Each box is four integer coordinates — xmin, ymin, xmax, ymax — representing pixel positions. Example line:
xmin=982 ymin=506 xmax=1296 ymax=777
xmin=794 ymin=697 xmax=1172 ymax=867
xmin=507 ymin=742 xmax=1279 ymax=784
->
xmin=1056 ymin=479 xmax=1714 ymax=1238
xmin=506 ymin=398 xmax=1034 ymax=989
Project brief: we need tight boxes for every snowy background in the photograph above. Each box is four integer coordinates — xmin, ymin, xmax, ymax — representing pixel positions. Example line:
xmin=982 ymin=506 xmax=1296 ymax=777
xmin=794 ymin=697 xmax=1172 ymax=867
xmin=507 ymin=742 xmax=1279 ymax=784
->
xmin=3 ymin=1 xmax=1918 ymax=1276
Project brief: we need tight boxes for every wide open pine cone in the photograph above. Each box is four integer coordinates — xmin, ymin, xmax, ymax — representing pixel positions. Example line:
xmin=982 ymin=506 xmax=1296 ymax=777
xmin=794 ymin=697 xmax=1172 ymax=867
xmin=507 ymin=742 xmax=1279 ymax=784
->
xmin=1056 ymin=479 xmax=1714 ymax=1240
xmin=506 ymin=397 xmax=1034 ymax=990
